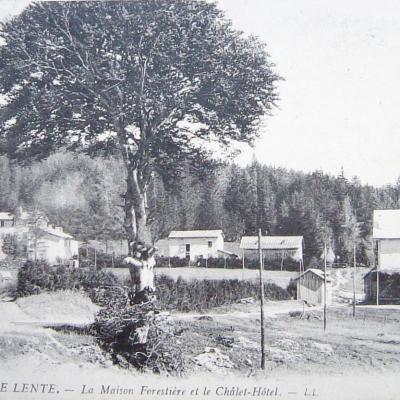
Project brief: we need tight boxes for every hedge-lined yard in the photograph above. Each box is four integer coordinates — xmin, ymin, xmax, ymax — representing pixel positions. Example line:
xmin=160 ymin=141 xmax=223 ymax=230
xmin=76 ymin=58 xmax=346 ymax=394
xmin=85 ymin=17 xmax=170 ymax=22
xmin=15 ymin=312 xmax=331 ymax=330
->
xmin=155 ymin=274 xmax=290 ymax=312
xmin=16 ymin=261 xmax=291 ymax=312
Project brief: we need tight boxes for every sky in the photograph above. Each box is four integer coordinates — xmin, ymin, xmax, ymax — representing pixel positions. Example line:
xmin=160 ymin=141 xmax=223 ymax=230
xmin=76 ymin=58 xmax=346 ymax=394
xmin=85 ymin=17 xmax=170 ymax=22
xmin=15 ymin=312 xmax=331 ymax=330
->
xmin=216 ymin=0 xmax=400 ymax=186
xmin=1 ymin=0 xmax=400 ymax=186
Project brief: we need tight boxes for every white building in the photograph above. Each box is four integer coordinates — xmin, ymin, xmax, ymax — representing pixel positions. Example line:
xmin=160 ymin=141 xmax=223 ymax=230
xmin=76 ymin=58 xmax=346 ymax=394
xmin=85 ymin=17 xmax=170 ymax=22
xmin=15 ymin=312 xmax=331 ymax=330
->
xmin=0 ymin=209 xmax=79 ymax=265
xmin=28 ymin=226 xmax=79 ymax=265
xmin=168 ymin=230 xmax=224 ymax=261
xmin=0 ymin=270 xmax=12 ymax=286
xmin=0 ymin=212 xmax=15 ymax=228
xmin=373 ymin=210 xmax=400 ymax=269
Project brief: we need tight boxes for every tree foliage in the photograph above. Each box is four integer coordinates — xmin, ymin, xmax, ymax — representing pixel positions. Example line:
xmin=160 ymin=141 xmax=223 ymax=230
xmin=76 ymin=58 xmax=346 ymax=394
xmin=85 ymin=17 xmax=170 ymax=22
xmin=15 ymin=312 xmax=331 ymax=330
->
xmin=0 ymin=0 xmax=278 ymax=246
xmin=1 ymin=152 xmax=398 ymax=265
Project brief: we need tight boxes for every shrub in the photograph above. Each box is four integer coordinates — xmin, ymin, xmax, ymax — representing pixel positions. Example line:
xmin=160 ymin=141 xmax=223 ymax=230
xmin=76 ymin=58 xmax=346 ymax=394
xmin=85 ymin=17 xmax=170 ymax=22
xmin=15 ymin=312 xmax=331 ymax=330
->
xmin=155 ymin=256 xmax=300 ymax=271
xmin=155 ymin=257 xmax=189 ymax=268
xmin=1 ymin=233 xmax=26 ymax=257
xmin=78 ymin=246 xmax=126 ymax=269
xmin=16 ymin=260 xmax=117 ymax=297
xmin=155 ymin=274 xmax=290 ymax=312
xmin=286 ymin=278 xmax=297 ymax=299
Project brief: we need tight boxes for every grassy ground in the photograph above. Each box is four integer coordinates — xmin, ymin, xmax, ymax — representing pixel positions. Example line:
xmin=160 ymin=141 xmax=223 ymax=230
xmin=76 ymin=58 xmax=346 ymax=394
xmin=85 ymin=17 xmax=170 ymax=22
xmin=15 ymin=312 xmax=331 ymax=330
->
xmin=2 ymin=293 xmax=400 ymax=376
xmin=1 ymin=292 xmax=400 ymax=399
xmin=16 ymin=291 xmax=100 ymax=324
xmin=170 ymin=301 xmax=400 ymax=375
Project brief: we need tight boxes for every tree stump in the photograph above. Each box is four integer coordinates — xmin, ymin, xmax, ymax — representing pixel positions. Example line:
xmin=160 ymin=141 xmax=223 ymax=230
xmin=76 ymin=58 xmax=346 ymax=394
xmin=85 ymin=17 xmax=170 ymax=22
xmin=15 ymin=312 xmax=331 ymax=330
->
xmin=123 ymin=243 xmax=156 ymax=305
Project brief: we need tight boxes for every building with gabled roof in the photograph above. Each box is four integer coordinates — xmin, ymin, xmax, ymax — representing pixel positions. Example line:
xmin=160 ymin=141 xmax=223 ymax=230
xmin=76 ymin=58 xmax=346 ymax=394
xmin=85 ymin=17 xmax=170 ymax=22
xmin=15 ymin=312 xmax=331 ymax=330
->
xmin=294 ymin=268 xmax=332 ymax=305
xmin=240 ymin=236 xmax=304 ymax=269
xmin=373 ymin=209 xmax=400 ymax=270
xmin=0 ymin=208 xmax=79 ymax=266
xmin=169 ymin=230 xmax=223 ymax=239
xmin=0 ymin=212 xmax=14 ymax=228
xmin=363 ymin=210 xmax=400 ymax=303
xmin=168 ymin=230 xmax=224 ymax=261
xmin=27 ymin=225 xmax=79 ymax=265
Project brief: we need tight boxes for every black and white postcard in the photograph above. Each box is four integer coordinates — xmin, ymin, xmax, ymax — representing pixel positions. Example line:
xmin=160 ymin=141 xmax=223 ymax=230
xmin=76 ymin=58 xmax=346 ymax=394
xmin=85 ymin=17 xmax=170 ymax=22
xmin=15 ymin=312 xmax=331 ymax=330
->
xmin=1 ymin=1 xmax=399 ymax=399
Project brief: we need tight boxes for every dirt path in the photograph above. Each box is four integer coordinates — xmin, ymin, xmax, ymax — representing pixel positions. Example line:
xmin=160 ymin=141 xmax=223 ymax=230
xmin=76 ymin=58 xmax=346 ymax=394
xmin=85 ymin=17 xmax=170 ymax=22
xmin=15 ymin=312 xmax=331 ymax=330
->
xmin=170 ymin=300 xmax=315 ymax=320
xmin=0 ymin=301 xmax=43 ymax=338
xmin=1 ymin=295 xmax=400 ymax=400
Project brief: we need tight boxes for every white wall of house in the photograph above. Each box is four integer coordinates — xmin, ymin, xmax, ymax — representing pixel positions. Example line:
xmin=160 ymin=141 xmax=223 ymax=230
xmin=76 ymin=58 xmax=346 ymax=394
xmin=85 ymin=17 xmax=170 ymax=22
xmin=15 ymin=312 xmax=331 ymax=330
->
xmin=0 ymin=219 xmax=14 ymax=228
xmin=169 ymin=235 xmax=224 ymax=261
xmin=28 ymin=234 xmax=79 ymax=264
xmin=378 ymin=239 xmax=400 ymax=269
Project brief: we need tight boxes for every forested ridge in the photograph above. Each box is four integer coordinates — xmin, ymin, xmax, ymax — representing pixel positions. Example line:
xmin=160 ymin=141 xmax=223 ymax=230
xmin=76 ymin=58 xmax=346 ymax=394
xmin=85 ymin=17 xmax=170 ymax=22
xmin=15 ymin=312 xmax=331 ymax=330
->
xmin=1 ymin=152 xmax=399 ymax=265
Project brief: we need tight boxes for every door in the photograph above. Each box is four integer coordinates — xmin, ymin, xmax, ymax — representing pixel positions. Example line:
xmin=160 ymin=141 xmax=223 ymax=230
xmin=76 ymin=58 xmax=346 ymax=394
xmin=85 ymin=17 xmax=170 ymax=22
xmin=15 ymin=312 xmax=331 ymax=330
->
xmin=185 ymin=244 xmax=190 ymax=261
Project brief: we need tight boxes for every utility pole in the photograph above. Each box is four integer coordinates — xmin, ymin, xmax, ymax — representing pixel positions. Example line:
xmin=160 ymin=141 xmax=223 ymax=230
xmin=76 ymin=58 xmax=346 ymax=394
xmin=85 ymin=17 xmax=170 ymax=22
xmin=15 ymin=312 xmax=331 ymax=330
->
xmin=341 ymin=221 xmax=363 ymax=314
xmin=353 ymin=241 xmax=356 ymax=317
xmin=324 ymin=239 xmax=327 ymax=331
xmin=376 ymin=240 xmax=380 ymax=305
xmin=258 ymin=228 xmax=265 ymax=370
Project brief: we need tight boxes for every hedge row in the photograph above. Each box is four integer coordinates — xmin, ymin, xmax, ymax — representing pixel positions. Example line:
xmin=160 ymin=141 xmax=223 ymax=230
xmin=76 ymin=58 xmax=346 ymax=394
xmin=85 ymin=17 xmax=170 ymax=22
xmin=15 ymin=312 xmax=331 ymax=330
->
xmin=77 ymin=247 xmax=301 ymax=271
xmin=155 ymin=256 xmax=300 ymax=271
xmin=155 ymin=274 xmax=290 ymax=312
xmin=78 ymin=247 xmax=126 ymax=269
xmin=16 ymin=260 xmax=117 ymax=297
xmin=16 ymin=260 xmax=291 ymax=312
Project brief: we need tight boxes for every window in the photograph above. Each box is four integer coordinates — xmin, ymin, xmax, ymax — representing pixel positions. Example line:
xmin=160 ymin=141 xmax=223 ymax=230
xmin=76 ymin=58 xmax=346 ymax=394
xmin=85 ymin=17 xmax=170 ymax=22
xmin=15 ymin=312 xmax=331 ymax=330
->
xmin=208 ymin=241 xmax=212 ymax=248
xmin=0 ymin=221 xmax=4 ymax=227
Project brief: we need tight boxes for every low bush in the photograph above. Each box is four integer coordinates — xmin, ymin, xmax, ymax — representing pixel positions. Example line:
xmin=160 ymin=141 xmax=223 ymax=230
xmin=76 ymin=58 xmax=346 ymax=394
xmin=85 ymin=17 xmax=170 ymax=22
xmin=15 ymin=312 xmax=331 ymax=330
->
xmin=16 ymin=260 xmax=117 ymax=297
xmin=286 ymin=278 xmax=297 ymax=299
xmin=155 ymin=257 xmax=189 ymax=268
xmin=155 ymin=256 xmax=300 ymax=271
xmin=1 ymin=233 xmax=27 ymax=257
xmin=79 ymin=247 xmax=126 ymax=269
xmin=196 ymin=257 xmax=240 ymax=269
xmin=155 ymin=274 xmax=290 ymax=312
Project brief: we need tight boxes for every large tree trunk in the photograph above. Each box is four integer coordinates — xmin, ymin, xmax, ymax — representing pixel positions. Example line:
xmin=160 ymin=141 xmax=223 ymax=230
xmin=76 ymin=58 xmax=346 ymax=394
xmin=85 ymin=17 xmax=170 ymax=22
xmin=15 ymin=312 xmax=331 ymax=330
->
xmin=123 ymin=164 xmax=155 ymax=303
xmin=124 ymin=166 xmax=152 ymax=251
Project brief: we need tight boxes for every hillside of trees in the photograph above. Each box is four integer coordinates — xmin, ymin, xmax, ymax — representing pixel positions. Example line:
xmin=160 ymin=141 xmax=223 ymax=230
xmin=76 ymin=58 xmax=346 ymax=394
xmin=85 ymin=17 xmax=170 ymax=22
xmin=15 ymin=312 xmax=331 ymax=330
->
xmin=1 ymin=152 xmax=399 ymax=266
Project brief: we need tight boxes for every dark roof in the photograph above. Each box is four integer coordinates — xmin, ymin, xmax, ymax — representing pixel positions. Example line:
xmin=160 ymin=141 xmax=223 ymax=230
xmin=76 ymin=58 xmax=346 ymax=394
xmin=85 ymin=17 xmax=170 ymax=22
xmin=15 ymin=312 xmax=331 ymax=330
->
xmin=363 ymin=267 xmax=400 ymax=278
xmin=169 ymin=230 xmax=223 ymax=239
xmin=294 ymin=268 xmax=332 ymax=282
xmin=240 ymin=236 xmax=303 ymax=250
